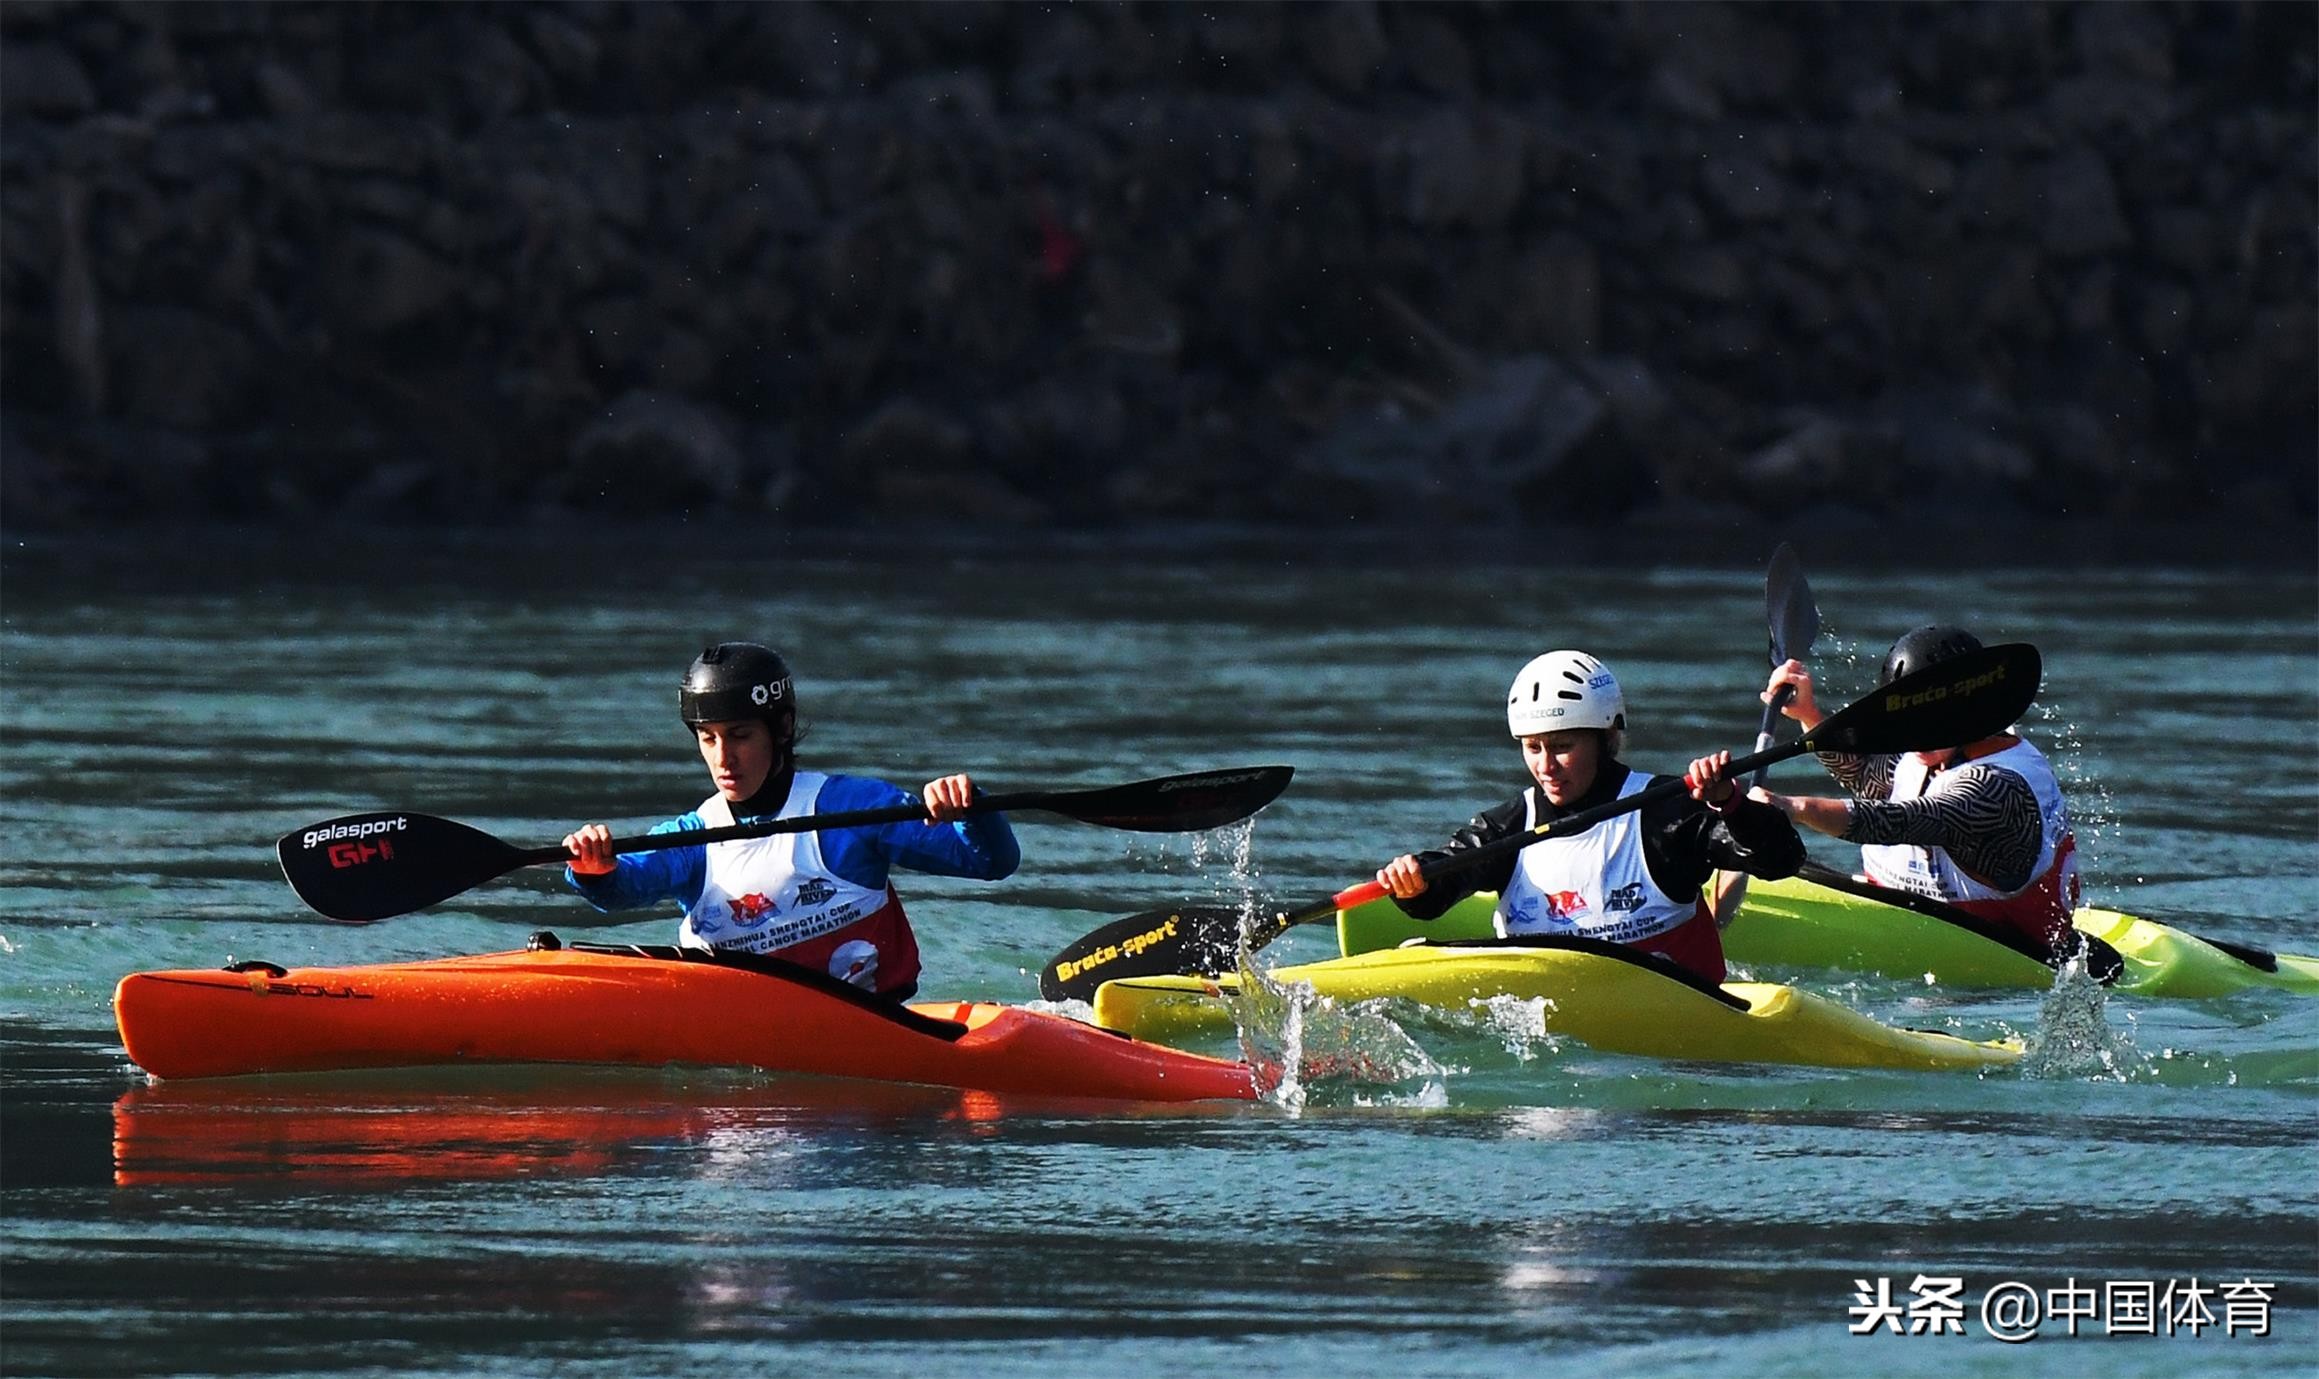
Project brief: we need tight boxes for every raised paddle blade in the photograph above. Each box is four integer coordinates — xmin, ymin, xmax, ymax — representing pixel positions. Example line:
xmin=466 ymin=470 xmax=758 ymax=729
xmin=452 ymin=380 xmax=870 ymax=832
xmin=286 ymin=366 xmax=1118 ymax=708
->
xmin=1755 ymin=544 xmax=1822 ymax=786
xmin=1804 ymin=642 xmax=2041 ymax=756
xmin=1033 ymin=765 xmax=1294 ymax=832
xmin=1764 ymin=543 xmax=1821 ymax=669
xmin=277 ymin=812 xmax=530 ymax=923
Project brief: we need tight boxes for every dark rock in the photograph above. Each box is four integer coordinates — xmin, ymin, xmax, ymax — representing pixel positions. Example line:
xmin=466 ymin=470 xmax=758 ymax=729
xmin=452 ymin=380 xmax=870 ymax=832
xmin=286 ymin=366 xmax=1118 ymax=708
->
xmin=1511 ymin=232 xmax=1601 ymax=355
xmin=843 ymin=395 xmax=974 ymax=478
xmin=1 ymin=41 xmax=96 ymax=116
xmin=2072 ymin=3 xmax=2175 ymax=83
xmin=107 ymin=306 xmax=256 ymax=431
xmin=557 ymin=391 xmax=744 ymax=511
xmin=323 ymin=229 xmax=462 ymax=335
xmin=1737 ymin=412 xmax=1867 ymax=509
xmin=1698 ymin=152 xmax=1788 ymax=223
xmin=1302 ymin=2 xmax=1389 ymax=95
xmin=2034 ymin=147 xmax=2132 ymax=258
xmin=1395 ymin=9 xmax=1476 ymax=98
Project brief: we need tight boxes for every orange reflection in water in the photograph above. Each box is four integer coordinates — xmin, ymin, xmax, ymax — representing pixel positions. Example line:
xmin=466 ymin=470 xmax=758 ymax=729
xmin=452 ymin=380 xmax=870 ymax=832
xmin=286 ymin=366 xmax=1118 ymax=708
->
xmin=112 ymin=1066 xmax=1202 ymax=1188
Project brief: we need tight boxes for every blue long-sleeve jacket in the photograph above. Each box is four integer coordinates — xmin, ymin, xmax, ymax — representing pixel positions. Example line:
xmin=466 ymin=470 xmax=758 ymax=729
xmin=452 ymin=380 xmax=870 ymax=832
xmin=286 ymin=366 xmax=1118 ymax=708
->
xmin=563 ymin=772 xmax=1021 ymax=915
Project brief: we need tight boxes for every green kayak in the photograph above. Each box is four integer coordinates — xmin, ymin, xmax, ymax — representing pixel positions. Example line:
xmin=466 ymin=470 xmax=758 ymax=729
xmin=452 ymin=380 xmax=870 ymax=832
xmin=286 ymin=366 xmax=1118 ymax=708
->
xmin=1334 ymin=869 xmax=2319 ymax=998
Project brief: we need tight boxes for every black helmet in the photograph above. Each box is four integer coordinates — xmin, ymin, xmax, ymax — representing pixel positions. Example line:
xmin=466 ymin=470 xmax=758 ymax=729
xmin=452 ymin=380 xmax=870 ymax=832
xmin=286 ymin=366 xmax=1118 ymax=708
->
xmin=1880 ymin=625 xmax=1983 ymax=685
xmin=679 ymin=643 xmax=796 ymax=727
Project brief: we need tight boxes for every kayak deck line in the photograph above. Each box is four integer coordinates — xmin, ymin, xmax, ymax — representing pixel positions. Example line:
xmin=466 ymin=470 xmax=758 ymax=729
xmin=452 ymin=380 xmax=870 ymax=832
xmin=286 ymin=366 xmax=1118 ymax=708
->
xmin=1092 ymin=940 xmax=2024 ymax=1074
xmin=114 ymin=936 xmax=1262 ymax=1102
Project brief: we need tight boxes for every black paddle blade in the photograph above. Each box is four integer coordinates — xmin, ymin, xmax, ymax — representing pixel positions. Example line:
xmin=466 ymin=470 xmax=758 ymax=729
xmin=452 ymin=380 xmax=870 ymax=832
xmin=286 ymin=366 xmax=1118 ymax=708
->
xmin=1812 ymin=642 xmax=2042 ymax=755
xmin=1038 ymin=904 xmax=1246 ymax=1003
xmin=1764 ymin=542 xmax=1820 ymax=666
xmin=1046 ymin=765 xmax=1293 ymax=832
xmin=1755 ymin=543 xmax=1824 ymax=785
xmin=276 ymin=812 xmax=526 ymax=922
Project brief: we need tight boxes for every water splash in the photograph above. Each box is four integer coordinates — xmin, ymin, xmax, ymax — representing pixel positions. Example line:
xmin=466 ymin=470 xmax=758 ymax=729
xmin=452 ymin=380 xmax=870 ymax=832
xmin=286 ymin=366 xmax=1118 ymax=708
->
xmin=1229 ymin=950 xmax=1446 ymax=1115
xmin=1188 ymin=817 xmax=1257 ymax=878
xmin=2018 ymin=952 xmax=2138 ymax=1079
xmin=1452 ymin=993 xmax=1569 ymax=1064
xmin=1191 ymin=817 xmax=1269 ymax=920
xmin=1110 ymin=816 xmax=1260 ymax=880
xmin=2036 ymin=697 xmax=2118 ymax=881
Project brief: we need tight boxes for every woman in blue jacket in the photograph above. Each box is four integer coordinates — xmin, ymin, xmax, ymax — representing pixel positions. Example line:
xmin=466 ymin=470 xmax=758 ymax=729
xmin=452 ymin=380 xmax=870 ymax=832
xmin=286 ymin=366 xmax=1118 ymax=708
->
xmin=561 ymin=642 xmax=1018 ymax=999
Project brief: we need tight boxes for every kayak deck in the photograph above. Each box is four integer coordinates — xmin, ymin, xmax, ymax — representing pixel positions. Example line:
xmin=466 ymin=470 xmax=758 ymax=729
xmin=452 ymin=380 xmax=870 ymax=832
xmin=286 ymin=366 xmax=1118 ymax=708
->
xmin=1094 ymin=939 xmax=2022 ymax=1073
xmin=115 ymin=942 xmax=1260 ymax=1102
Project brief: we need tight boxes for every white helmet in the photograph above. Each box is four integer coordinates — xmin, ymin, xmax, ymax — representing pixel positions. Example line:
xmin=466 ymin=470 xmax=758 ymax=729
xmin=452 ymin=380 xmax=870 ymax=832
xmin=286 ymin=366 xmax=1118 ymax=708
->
xmin=1506 ymin=650 xmax=1626 ymax=738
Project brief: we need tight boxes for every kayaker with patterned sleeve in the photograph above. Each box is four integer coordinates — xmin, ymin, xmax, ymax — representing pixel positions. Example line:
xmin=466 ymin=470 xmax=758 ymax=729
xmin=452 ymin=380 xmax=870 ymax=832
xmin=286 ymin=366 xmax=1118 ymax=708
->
xmin=1753 ymin=625 xmax=2081 ymax=954
xmin=558 ymin=642 xmax=1019 ymax=1000
xmin=1372 ymin=650 xmax=1805 ymax=985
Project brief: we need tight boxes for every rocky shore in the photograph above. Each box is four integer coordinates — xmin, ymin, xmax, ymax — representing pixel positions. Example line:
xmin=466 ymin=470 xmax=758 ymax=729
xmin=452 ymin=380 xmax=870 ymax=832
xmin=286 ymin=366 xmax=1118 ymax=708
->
xmin=2 ymin=2 xmax=2311 ymax=554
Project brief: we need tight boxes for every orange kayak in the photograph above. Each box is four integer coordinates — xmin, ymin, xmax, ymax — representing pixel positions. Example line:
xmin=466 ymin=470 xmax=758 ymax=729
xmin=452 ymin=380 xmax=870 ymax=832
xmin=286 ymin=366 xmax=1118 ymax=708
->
xmin=113 ymin=942 xmax=1261 ymax=1103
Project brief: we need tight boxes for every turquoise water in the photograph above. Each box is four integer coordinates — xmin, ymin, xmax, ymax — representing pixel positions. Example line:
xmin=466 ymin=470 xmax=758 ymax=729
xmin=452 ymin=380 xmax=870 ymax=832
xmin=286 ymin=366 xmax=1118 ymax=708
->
xmin=3 ymin=529 xmax=2314 ymax=1377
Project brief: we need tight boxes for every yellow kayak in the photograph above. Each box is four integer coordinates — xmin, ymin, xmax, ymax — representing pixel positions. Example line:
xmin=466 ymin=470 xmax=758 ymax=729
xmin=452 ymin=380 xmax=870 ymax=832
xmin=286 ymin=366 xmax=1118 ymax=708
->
xmin=1092 ymin=937 xmax=2022 ymax=1073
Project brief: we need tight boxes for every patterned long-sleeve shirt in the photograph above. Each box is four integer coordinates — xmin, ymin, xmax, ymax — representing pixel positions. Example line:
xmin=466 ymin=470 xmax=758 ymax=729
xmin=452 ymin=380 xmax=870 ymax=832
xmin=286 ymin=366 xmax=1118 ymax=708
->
xmin=1818 ymin=750 xmax=2041 ymax=893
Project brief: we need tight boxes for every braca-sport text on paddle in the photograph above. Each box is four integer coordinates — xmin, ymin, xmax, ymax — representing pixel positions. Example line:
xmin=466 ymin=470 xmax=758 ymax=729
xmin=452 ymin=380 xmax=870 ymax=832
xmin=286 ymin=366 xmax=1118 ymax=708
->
xmin=282 ymin=765 xmax=1292 ymax=923
xmin=1038 ymin=644 xmax=2040 ymax=1002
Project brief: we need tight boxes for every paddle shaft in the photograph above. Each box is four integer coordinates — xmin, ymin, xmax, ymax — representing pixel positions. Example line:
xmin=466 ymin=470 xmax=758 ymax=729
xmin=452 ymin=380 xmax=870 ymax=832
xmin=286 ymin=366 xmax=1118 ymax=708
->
xmin=549 ymin=766 xmax=1292 ymax=862
xmin=1751 ymin=687 xmax=1798 ymax=768
xmin=513 ymin=794 xmax=1035 ymax=868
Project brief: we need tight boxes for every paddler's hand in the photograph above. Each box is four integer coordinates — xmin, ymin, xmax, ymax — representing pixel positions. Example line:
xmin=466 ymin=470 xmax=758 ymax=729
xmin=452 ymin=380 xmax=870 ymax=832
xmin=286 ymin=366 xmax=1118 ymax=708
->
xmin=921 ymin=773 xmax=979 ymax=823
xmin=1375 ymin=853 xmax=1429 ymax=899
xmin=563 ymin=823 xmax=617 ymax=876
xmin=1685 ymin=751 xmax=1738 ymax=812
xmin=1764 ymin=659 xmax=1825 ymax=729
